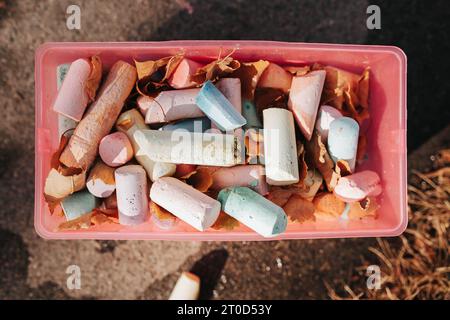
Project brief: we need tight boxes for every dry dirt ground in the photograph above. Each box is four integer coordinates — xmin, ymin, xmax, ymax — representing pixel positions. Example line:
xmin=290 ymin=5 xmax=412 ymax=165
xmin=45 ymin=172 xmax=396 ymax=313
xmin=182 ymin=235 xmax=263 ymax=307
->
xmin=0 ymin=0 xmax=448 ymax=299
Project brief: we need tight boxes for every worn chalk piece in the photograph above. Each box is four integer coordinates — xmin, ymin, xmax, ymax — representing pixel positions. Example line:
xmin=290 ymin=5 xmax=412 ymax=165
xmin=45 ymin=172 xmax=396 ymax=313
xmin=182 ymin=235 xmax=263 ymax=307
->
xmin=116 ymin=109 xmax=176 ymax=181
xmin=61 ymin=190 xmax=99 ymax=221
xmin=161 ymin=117 xmax=211 ymax=133
xmin=56 ymin=63 xmax=77 ymax=138
xmin=168 ymin=58 xmax=203 ymax=89
xmin=218 ymin=187 xmax=287 ymax=237
xmin=334 ymin=170 xmax=382 ymax=202
xmin=288 ymin=70 xmax=326 ymax=140
xmin=258 ymin=62 xmax=293 ymax=92
xmin=327 ymin=116 xmax=359 ymax=171
xmin=263 ymin=108 xmax=299 ymax=185
xmin=86 ymin=161 xmax=116 ymax=198
xmin=169 ymin=272 xmax=200 ymax=300
xmin=115 ymin=165 xmax=149 ymax=225
xmin=150 ymin=177 xmax=221 ymax=231
xmin=133 ymin=129 xmax=243 ymax=167
xmin=99 ymin=132 xmax=134 ymax=167
xmin=196 ymin=81 xmax=247 ymax=131
xmin=315 ymin=105 xmax=343 ymax=141
xmin=139 ymin=89 xmax=204 ymax=124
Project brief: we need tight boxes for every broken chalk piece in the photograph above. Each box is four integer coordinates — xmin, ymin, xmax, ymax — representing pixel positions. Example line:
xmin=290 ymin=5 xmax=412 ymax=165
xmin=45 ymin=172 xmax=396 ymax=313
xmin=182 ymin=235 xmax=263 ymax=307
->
xmin=334 ymin=170 xmax=382 ymax=202
xmin=150 ymin=177 xmax=221 ymax=231
xmin=99 ymin=132 xmax=134 ymax=167
xmin=61 ymin=190 xmax=99 ymax=221
xmin=86 ymin=161 xmax=116 ymax=198
xmin=161 ymin=117 xmax=211 ymax=133
xmin=214 ymin=78 xmax=244 ymax=138
xmin=139 ymin=88 xmax=204 ymax=125
xmin=133 ymin=129 xmax=242 ymax=167
xmin=196 ymin=81 xmax=247 ymax=131
xmin=115 ymin=165 xmax=149 ymax=225
xmin=242 ymin=100 xmax=263 ymax=129
xmin=327 ymin=116 xmax=359 ymax=171
xmin=218 ymin=187 xmax=288 ymax=238
xmin=257 ymin=62 xmax=293 ymax=93
xmin=207 ymin=165 xmax=269 ymax=195
xmin=263 ymin=108 xmax=299 ymax=186
xmin=288 ymin=70 xmax=326 ymax=141
xmin=168 ymin=58 xmax=203 ymax=89
xmin=116 ymin=109 xmax=176 ymax=181
xmin=53 ymin=59 xmax=92 ymax=122
xmin=56 ymin=63 xmax=78 ymax=138
xmin=169 ymin=271 xmax=200 ymax=300
xmin=315 ymin=105 xmax=343 ymax=141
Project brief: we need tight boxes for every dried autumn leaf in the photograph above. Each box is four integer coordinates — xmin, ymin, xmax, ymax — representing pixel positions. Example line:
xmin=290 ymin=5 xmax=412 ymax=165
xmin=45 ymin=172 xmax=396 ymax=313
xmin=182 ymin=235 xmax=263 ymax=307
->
xmin=305 ymin=131 xmax=340 ymax=191
xmin=185 ymin=167 xmax=213 ymax=192
xmin=335 ymin=160 xmax=352 ymax=177
xmin=85 ymin=55 xmax=103 ymax=101
xmin=134 ymin=57 xmax=171 ymax=81
xmin=150 ymin=201 xmax=177 ymax=222
xmin=229 ymin=60 xmax=269 ymax=100
xmin=266 ymin=186 xmax=295 ymax=207
xmin=244 ymin=129 xmax=264 ymax=164
xmin=356 ymin=134 xmax=368 ymax=163
xmin=348 ymin=196 xmax=379 ymax=220
xmin=297 ymin=142 xmax=308 ymax=185
xmin=57 ymin=212 xmax=93 ymax=231
xmin=175 ymin=164 xmax=197 ymax=179
xmin=211 ymin=211 xmax=240 ymax=230
xmin=284 ymin=65 xmax=311 ymax=76
xmin=91 ymin=212 xmax=118 ymax=225
xmin=313 ymin=192 xmax=346 ymax=220
xmin=283 ymin=194 xmax=315 ymax=223
xmin=292 ymin=169 xmax=323 ymax=201
xmin=190 ymin=51 xmax=240 ymax=85
xmin=254 ymin=87 xmax=287 ymax=118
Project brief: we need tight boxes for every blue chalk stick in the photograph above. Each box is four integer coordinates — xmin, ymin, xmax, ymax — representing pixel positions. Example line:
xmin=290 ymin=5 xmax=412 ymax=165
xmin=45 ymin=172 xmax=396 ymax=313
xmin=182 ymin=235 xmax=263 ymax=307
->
xmin=61 ymin=190 xmax=100 ymax=221
xmin=327 ymin=117 xmax=359 ymax=171
xmin=161 ymin=117 xmax=211 ymax=133
xmin=195 ymin=81 xmax=247 ymax=131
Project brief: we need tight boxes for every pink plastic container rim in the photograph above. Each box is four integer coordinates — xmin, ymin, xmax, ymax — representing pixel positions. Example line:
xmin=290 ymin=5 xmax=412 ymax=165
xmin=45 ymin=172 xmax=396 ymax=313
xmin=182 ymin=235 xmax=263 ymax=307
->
xmin=35 ymin=41 xmax=407 ymax=241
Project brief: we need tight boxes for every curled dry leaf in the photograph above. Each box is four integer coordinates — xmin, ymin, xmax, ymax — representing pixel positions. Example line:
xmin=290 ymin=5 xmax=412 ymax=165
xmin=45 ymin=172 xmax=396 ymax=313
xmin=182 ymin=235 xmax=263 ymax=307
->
xmin=266 ymin=187 xmax=295 ymax=207
xmin=229 ymin=60 xmax=269 ymax=100
xmin=297 ymin=141 xmax=308 ymax=185
xmin=348 ymin=196 xmax=379 ymax=220
xmin=313 ymin=192 xmax=346 ymax=221
xmin=283 ymin=194 xmax=315 ymax=223
xmin=335 ymin=160 xmax=352 ymax=177
xmin=284 ymin=65 xmax=311 ymax=76
xmin=190 ymin=50 xmax=240 ymax=85
xmin=211 ymin=211 xmax=240 ymax=231
xmin=244 ymin=129 xmax=264 ymax=164
xmin=313 ymin=64 xmax=370 ymax=125
xmin=305 ymin=131 xmax=340 ymax=191
xmin=293 ymin=169 xmax=323 ymax=201
xmin=356 ymin=134 xmax=368 ymax=163
xmin=57 ymin=212 xmax=93 ymax=231
xmin=150 ymin=201 xmax=177 ymax=222
xmin=254 ymin=87 xmax=287 ymax=118
xmin=85 ymin=55 xmax=103 ymax=102
xmin=175 ymin=164 xmax=197 ymax=179
xmin=184 ymin=167 xmax=214 ymax=192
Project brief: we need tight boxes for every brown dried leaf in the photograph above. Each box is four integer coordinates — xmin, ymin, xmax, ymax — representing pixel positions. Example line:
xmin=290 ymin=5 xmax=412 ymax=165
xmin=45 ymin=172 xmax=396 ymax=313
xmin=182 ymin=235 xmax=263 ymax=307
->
xmin=57 ymin=212 xmax=93 ymax=231
xmin=150 ymin=201 xmax=177 ymax=222
xmin=254 ymin=87 xmax=287 ymax=118
xmin=356 ymin=134 xmax=368 ymax=163
xmin=266 ymin=187 xmax=295 ymax=207
xmin=211 ymin=211 xmax=240 ymax=230
xmin=283 ymin=194 xmax=315 ymax=223
xmin=185 ymin=167 xmax=213 ymax=192
xmin=313 ymin=192 xmax=346 ymax=220
xmin=85 ymin=55 xmax=102 ymax=101
xmin=175 ymin=164 xmax=197 ymax=179
xmin=284 ymin=65 xmax=311 ymax=76
xmin=335 ymin=160 xmax=352 ymax=177
xmin=348 ymin=197 xmax=379 ymax=220
xmin=229 ymin=60 xmax=269 ymax=100
xmin=305 ymin=131 xmax=340 ymax=191
xmin=134 ymin=57 xmax=171 ymax=81
xmin=244 ymin=129 xmax=264 ymax=164
xmin=190 ymin=51 xmax=240 ymax=85
xmin=297 ymin=142 xmax=308 ymax=185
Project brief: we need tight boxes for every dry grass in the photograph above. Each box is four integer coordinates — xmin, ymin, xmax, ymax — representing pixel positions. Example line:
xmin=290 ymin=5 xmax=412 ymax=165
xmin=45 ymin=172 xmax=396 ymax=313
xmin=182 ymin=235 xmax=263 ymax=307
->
xmin=328 ymin=149 xmax=450 ymax=300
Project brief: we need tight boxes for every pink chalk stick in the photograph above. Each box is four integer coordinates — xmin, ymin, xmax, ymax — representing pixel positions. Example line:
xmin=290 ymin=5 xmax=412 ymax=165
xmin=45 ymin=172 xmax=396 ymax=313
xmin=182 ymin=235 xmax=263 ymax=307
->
xmin=334 ymin=170 xmax=382 ymax=202
xmin=168 ymin=58 xmax=203 ymax=89
xmin=288 ymin=70 xmax=326 ymax=141
xmin=53 ymin=58 xmax=91 ymax=121
xmin=99 ymin=132 xmax=134 ymax=167
xmin=258 ymin=62 xmax=293 ymax=93
xmin=208 ymin=165 xmax=269 ymax=195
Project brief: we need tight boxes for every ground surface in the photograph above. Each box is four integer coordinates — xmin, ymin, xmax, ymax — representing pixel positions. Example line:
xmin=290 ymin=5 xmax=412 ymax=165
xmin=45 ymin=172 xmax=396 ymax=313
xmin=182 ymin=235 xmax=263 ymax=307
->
xmin=0 ymin=0 xmax=448 ymax=299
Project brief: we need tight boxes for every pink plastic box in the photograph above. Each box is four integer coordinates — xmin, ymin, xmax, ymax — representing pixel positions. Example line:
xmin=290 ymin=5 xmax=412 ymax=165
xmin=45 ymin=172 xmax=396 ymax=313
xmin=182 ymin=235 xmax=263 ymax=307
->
xmin=35 ymin=41 xmax=407 ymax=240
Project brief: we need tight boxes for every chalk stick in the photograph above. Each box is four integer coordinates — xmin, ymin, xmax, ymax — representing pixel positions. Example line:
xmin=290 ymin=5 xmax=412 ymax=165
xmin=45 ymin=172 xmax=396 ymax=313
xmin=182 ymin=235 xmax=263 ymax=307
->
xmin=242 ymin=100 xmax=263 ymax=129
xmin=115 ymin=165 xmax=149 ymax=225
xmin=205 ymin=165 xmax=269 ymax=195
xmin=196 ymin=81 xmax=247 ymax=131
xmin=53 ymin=59 xmax=91 ymax=122
xmin=116 ymin=109 xmax=176 ymax=181
xmin=168 ymin=58 xmax=203 ymax=89
xmin=214 ymin=78 xmax=244 ymax=138
xmin=161 ymin=117 xmax=211 ymax=133
xmin=169 ymin=272 xmax=200 ymax=300
xmin=315 ymin=105 xmax=343 ymax=141
xmin=59 ymin=61 xmax=137 ymax=171
xmin=86 ymin=161 xmax=116 ymax=198
xmin=150 ymin=177 xmax=221 ymax=231
xmin=140 ymin=88 xmax=204 ymax=124
xmin=56 ymin=63 xmax=78 ymax=138
xmin=288 ymin=70 xmax=326 ymax=141
xmin=61 ymin=190 xmax=99 ymax=221
xmin=218 ymin=187 xmax=287 ymax=237
xmin=334 ymin=170 xmax=382 ymax=202
xmin=258 ymin=62 xmax=293 ymax=92
xmin=263 ymin=108 xmax=299 ymax=185
xmin=99 ymin=132 xmax=134 ymax=167
xmin=133 ymin=129 xmax=243 ymax=167
xmin=327 ymin=117 xmax=359 ymax=171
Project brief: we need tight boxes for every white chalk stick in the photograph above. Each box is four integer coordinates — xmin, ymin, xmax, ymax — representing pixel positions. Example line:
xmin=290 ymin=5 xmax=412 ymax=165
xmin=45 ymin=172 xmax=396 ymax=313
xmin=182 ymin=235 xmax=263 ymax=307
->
xmin=169 ymin=272 xmax=200 ymax=300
